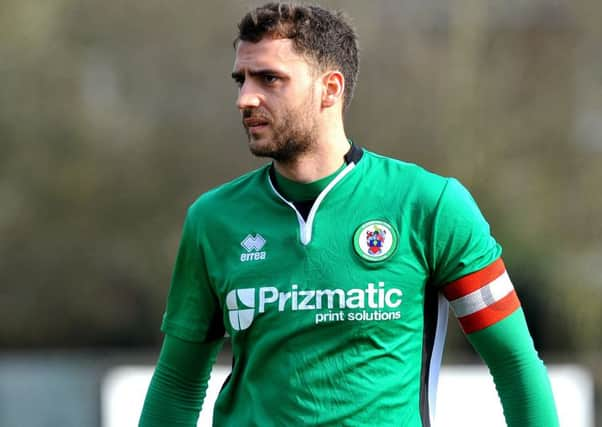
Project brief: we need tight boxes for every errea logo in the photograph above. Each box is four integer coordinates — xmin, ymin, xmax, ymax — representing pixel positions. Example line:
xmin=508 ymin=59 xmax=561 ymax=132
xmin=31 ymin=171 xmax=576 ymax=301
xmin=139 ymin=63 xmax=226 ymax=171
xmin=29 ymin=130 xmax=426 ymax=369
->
xmin=240 ymin=234 xmax=267 ymax=262
xmin=226 ymin=289 xmax=255 ymax=331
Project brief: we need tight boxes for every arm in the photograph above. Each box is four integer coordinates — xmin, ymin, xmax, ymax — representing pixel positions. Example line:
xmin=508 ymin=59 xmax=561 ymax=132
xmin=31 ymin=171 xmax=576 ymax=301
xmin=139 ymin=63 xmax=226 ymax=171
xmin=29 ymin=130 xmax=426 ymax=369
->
xmin=442 ymin=259 xmax=558 ymax=426
xmin=139 ymin=334 xmax=223 ymax=426
xmin=468 ymin=309 xmax=558 ymax=426
xmin=140 ymin=204 xmax=225 ymax=426
xmin=429 ymin=179 xmax=558 ymax=426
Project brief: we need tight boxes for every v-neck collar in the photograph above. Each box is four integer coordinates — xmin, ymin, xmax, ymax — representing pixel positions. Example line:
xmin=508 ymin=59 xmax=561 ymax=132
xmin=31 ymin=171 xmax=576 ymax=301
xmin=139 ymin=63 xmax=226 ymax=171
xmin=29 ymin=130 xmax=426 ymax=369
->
xmin=266 ymin=145 xmax=364 ymax=245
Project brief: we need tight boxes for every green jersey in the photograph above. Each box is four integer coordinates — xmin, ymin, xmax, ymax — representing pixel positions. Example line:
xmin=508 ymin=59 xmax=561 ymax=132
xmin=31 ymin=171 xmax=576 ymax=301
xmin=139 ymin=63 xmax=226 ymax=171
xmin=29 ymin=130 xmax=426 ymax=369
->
xmin=162 ymin=146 xmax=502 ymax=426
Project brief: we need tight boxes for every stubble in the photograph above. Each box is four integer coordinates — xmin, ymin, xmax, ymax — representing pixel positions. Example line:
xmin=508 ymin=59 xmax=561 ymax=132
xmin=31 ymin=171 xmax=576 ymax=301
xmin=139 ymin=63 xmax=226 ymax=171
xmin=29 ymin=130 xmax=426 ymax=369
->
xmin=244 ymin=92 xmax=318 ymax=164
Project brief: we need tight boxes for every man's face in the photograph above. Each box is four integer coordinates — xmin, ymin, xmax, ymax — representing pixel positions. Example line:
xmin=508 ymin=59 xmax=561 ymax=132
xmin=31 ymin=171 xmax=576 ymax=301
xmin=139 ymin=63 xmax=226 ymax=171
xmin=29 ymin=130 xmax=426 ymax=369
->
xmin=232 ymin=37 xmax=321 ymax=162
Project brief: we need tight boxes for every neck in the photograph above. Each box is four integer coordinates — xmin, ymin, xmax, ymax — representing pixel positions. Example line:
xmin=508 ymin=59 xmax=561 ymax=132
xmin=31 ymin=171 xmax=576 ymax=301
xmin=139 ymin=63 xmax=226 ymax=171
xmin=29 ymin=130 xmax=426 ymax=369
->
xmin=273 ymin=122 xmax=349 ymax=183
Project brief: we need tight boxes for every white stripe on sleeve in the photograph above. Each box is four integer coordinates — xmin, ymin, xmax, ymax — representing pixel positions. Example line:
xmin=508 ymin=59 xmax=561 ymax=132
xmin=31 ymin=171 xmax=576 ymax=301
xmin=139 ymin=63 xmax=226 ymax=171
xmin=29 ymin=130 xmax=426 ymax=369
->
xmin=449 ymin=272 xmax=513 ymax=318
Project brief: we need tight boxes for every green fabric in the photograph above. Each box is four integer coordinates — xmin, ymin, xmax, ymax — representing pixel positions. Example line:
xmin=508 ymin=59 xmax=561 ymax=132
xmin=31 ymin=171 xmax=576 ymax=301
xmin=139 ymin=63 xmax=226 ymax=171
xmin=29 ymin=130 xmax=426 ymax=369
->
xmin=467 ymin=309 xmax=559 ymax=427
xmin=429 ymin=177 xmax=502 ymax=285
xmin=139 ymin=334 xmax=223 ymax=426
xmin=273 ymin=162 xmax=346 ymax=202
xmin=153 ymin=149 xmax=555 ymax=426
xmin=161 ymin=205 xmax=225 ymax=343
xmin=160 ymin=150 xmax=506 ymax=426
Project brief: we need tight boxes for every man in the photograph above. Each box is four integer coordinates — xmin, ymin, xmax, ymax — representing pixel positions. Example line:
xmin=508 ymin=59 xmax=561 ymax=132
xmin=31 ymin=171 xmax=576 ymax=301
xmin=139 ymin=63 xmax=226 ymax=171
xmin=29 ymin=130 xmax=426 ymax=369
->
xmin=140 ymin=3 xmax=559 ymax=426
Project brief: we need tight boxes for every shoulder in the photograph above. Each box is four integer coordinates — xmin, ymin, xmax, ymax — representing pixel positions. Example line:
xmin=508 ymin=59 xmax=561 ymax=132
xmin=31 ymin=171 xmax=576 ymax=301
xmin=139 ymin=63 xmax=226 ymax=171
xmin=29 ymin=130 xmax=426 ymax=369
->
xmin=361 ymin=149 xmax=455 ymax=207
xmin=186 ymin=164 xmax=271 ymax=222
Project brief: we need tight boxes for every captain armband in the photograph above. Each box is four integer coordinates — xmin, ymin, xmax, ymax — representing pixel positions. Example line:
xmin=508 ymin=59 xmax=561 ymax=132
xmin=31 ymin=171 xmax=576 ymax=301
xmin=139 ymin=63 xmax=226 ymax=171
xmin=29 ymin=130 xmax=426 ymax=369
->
xmin=442 ymin=258 xmax=521 ymax=334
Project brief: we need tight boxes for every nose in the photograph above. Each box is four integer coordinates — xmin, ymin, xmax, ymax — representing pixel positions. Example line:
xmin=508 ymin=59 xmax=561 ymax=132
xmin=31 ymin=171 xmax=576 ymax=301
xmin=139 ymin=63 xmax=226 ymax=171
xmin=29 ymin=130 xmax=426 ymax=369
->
xmin=236 ymin=81 xmax=261 ymax=110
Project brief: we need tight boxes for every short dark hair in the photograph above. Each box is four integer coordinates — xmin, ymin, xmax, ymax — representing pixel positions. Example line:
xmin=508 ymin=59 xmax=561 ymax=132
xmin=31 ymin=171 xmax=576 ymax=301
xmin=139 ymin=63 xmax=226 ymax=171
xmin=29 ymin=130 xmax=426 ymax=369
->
xmin=235 ymin=2 xmax=359 ymax=112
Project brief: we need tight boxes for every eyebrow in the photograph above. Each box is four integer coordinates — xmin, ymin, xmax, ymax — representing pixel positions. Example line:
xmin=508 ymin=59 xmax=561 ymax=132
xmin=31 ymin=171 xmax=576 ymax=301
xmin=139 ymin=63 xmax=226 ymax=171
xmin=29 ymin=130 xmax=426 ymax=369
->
xmin=231 ymin=69 xmax=285 ymax=80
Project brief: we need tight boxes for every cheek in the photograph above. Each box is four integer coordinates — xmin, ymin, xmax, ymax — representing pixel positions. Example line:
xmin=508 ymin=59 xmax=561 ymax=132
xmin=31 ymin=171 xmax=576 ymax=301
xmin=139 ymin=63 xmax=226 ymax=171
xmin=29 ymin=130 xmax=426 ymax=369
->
xmin=310 ymin=83 xmax=324 ymax=107
xmin=294 ymin=85 xmax=319 ymax=111
xmin=293 ymin=76 xmax=318 ymax=100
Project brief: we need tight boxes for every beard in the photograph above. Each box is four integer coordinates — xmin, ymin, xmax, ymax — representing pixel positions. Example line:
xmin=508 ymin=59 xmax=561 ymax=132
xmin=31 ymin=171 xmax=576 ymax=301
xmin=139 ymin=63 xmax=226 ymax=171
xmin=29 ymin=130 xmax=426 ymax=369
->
xmin=243 ymin=93 xmax=318 ymax=163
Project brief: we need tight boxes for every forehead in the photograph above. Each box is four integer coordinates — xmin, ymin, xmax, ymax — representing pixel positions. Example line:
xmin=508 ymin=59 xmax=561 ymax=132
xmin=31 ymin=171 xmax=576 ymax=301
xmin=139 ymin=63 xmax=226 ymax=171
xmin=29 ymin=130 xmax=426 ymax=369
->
xmin=233 ymin=37 xmax=310 ymax=72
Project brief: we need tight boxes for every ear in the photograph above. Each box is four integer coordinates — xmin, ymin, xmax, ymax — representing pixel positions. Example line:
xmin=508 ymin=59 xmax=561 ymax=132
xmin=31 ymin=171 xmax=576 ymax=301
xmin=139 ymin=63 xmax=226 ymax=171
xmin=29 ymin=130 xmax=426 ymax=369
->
xmin=320 ymin=70 xmax=345 ymax=109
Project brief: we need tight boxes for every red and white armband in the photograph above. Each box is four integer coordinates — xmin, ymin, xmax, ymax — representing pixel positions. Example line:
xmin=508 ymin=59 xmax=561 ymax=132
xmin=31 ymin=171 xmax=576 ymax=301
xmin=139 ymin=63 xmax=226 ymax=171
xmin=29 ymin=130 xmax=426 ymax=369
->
xmin=442 ymin=258 xmax=521 ymax=334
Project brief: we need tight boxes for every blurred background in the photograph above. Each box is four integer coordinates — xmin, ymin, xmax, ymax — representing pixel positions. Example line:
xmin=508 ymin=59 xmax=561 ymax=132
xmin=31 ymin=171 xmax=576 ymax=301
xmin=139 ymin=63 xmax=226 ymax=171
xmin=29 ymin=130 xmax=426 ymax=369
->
xmin=1 ymin=0 xmax=600 ymax=425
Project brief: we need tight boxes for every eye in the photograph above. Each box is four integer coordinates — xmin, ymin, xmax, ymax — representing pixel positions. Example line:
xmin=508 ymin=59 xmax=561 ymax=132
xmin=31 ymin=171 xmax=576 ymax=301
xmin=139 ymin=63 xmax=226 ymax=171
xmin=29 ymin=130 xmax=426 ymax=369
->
xmin=262 ymin=75 xmax=278 ymax=84
xmin=234 ymin=77 xmax=244 ymax=88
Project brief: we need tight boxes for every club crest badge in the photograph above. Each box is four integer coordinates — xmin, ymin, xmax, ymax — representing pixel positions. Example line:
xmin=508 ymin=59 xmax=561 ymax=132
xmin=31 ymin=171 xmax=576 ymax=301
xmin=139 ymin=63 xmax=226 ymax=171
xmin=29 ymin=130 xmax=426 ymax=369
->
xmin=353 ymin=220 xmax=398 ymax=262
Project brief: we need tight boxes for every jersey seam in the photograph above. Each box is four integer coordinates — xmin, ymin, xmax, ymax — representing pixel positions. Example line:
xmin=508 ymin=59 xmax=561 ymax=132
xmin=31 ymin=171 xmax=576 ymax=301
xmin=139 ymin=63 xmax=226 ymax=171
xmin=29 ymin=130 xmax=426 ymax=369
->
xmin=161 ymin=319 xmax=206 ymax=342
xmin=426 ymin=177 xmax=452 ymax=287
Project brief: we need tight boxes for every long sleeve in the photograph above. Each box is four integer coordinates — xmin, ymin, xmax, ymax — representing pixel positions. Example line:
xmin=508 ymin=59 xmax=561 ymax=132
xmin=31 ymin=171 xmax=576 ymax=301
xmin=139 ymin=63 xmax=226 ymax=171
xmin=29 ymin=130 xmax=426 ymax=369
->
xmin=441 ymin=258 xmax=559 ymax=426
xmin=427 ymin=178 xmax=559 ymax=425
xmin=139 ymin=334 xmax=224 ymax=427
xmin=466 ymin=308 xmax=559 ymax=426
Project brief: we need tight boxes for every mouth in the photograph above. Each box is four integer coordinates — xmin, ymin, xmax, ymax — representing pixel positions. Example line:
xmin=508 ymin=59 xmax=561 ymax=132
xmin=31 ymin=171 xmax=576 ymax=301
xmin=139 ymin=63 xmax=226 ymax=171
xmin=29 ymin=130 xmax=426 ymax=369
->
xmin=243 ymin=117 xmax=270 ymax=132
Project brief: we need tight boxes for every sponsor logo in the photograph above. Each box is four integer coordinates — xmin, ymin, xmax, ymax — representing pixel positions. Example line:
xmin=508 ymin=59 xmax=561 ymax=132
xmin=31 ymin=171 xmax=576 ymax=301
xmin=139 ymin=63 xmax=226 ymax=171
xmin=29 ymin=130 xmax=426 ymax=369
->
xmin=224 ymin=282 xmax=403 ymax=331
xmin=353 ymin=220 xmax=398 ymax=262
xmin=240 ymin=234 xmax=267 ymax=262
xmin=226 ymin=288 xmax=256 ymax=331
